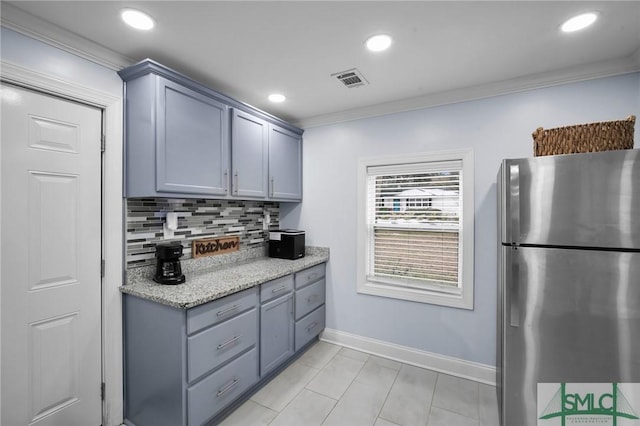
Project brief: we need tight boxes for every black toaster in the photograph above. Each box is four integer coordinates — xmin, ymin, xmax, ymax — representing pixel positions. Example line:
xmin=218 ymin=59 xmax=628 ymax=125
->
xmin=269 ymin=230 xmax=305 ymax=260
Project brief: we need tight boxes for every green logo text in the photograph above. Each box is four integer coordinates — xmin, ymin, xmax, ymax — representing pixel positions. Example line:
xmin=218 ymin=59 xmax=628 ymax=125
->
xmin=539 ymin=383 xmax=639 ymax=426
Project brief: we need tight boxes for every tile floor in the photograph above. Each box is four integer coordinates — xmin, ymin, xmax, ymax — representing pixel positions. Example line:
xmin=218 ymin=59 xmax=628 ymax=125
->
xmin=219 ymin=341 xmax=500 ymax=426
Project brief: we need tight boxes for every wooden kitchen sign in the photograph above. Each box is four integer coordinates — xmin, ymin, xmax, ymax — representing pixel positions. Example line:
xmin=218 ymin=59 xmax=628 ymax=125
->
xmin=192 ymin=236 xmax=240 ymax=258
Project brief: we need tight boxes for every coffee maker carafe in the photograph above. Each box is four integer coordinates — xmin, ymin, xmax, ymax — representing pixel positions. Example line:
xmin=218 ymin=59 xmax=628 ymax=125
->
xmin=154 ymin=243 xmax=185 ymax=284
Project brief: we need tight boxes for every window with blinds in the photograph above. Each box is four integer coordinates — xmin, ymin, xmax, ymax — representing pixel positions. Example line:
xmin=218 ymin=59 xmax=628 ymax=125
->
xmin=367 ymin=161 xmax=462 ymax=291
xmin=357 ymin=149 xmax=473 ymax=309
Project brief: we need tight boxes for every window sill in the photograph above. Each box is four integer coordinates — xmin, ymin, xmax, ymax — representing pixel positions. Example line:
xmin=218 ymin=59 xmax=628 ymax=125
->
xmin=357 ymin=279 xmax=473 ymax=310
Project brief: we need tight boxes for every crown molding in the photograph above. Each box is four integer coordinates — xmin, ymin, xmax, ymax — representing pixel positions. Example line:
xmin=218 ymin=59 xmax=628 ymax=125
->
xmin=1 ymin=2 xmax=134 ymax=71
xmin=295 ymin=56 xmax=640 ymax=129
xmin=2 ymin=1 xmax=638 ymax=129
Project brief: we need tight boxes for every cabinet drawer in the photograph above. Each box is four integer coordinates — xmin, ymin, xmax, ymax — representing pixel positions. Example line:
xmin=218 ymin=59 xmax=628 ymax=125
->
xmin=294 ymin=263 xmax=325 ymax=289
xmin=187 ymin=308 xmax=257 ymax=383
xmin=187 ymin=348 xmax=258 ymax=426
xmin=295 ymin=278 xmax=325 ymax=320
xmin=260 ymin=275 xmax=293 ymax=303
xmin=187 ymin=287 xmax=257 ymax=335
xmin=295 ymin=305 xmax=325 ymax=352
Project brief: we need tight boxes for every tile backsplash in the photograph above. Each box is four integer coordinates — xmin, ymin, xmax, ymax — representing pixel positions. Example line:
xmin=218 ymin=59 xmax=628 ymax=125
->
xmin=126 ymin=198 xmax=279 ymax=267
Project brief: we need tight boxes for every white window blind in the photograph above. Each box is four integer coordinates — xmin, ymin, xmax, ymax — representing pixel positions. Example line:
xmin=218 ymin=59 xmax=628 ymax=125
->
xmin=366 ymin=160 xmax=462 ymax=291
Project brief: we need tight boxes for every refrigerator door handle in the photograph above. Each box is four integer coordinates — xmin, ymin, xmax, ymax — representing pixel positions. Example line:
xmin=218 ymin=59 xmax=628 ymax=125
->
xmin=510 ymin=257 xmax=520 ymax=327
xmin=509 ymin=163 xmax=520 ymax=243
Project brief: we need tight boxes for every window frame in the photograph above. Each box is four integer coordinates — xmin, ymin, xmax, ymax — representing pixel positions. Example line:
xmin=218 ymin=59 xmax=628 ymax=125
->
xmin=356 ymin=149 xmax=474 ymax=310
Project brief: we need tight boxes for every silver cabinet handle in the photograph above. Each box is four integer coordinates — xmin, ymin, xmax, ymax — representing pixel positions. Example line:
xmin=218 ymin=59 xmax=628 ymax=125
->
xmin=306 ymin=322 xmax=318 ymax=333
xmin=270 ymin=177 xmax=275 ymax=197
xmin=224 ymin=169 xmax=229 ymax=193
xmin=234 ymin=172 xmax=239 ymax=195
xmin=306 ymin=273 xmax=317 ymax=282
xmin=216 ymin=304 xmax=240 ymax=317
xmin=272 ymin=285 xmax=288 ymax=294
xmin=217 ymin=335 xmax=241 ymax=350
xmin=216 ymin=378 xmax=240 ymax=397
xmin=307 ymin=294 xmax=320 ymax=304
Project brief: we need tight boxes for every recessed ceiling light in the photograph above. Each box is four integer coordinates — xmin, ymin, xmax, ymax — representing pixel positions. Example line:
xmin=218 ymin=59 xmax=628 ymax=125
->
xmin=121 ymin=8 xmax=155 ymax=31
xmin=268 ymin=94 xmax=286 ymax=103
xmin=561 ymin=12 xmax=597 ymax=33
xmin=365 ymin=34 xmax=392 ymax=52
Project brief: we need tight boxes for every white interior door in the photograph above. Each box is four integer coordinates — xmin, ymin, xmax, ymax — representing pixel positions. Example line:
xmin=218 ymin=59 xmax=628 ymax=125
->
xmin=1 ymin=83 xmax=102 ymax=425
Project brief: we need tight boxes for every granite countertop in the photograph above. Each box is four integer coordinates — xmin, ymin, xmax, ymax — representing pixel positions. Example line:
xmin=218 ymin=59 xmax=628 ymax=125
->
xmin=120 ymin=247 xmax=329 ymax=309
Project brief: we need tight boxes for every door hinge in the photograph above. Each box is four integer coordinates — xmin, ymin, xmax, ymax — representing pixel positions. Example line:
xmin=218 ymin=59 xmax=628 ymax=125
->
xmin=101 ymin=259 xmax=105 ymax=278
xmin=101 ymin=134 xmax=106 ymax=152
xmin=101 ymin=382 xmax=105 ymax=400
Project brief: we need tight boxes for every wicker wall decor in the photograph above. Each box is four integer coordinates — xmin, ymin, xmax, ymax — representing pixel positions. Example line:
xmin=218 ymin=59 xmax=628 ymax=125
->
xmin=532 ymin=115 xmax=635 ymax=156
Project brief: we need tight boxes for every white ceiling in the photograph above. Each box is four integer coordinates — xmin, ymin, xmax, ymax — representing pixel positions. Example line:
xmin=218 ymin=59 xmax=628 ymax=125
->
xmin=2 ymin=1 xmax=640 ymax=128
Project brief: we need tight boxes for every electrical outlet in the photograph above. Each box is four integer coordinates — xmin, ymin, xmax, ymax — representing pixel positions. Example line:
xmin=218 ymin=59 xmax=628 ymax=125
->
xmin=263 ymin=212 xmax=270 ymax=230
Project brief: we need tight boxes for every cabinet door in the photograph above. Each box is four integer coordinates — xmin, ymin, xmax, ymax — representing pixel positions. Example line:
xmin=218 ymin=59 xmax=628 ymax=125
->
xmin=156 ymin=77 xmax=229 ymax=195
xmin=260 ymin=293 xmax=294 ymax=376
xmin=231 ymin=109 xmax=268 ymax=198
xmin=268 ymin=125 xmax=302 ymax=201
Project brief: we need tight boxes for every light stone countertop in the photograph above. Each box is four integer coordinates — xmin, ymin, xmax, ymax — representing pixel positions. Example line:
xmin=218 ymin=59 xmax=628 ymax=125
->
xmin=120 ymin=246 xmax=329 ymax=309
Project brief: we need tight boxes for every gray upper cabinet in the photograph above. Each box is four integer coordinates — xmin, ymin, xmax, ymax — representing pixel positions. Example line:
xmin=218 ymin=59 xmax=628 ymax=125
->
xmin=158 ymin=77 xmax=229 ymax=196
xmin=269 ymin=125 xmax=302 ymax=201
xmin=119 ymin=59 xmax=303 ymax=201
xmin=231 ymin=109 xmax=268 ymax=198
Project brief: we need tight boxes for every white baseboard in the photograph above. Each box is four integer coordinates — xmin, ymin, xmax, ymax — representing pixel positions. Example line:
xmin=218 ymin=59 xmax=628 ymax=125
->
xmin=320 ymin=328 xmax=496 ymax=386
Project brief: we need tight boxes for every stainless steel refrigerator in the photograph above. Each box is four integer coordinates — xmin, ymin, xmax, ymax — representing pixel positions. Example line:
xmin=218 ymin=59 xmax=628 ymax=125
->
xmin=497 ymin=149 xmax=640 ymax=426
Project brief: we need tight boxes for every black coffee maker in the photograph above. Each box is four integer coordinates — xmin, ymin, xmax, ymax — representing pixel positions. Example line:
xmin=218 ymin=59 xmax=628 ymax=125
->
xmin=154 ymin=243 xmax=186 ymax=285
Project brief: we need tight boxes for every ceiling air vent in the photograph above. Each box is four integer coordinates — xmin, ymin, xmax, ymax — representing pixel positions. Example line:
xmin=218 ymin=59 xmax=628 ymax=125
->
xmin=332 ymin=68 xmax=369 ymax=88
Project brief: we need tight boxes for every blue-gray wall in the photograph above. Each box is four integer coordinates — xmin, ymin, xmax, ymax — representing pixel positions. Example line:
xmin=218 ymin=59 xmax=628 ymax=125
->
xmin=282 ymin=72 xmax=640 ymax=367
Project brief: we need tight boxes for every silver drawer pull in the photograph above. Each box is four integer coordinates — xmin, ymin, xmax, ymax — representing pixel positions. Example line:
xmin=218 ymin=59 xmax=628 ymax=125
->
xmin=272 ymin=285 xmax=288 ymax=294
xmin=307 ymin=294 xmax=320 ymax=304
xmin=217 ymin=335 xmax=241 ymax=350
xmin=216 ymin=304 xmax=240 ymax=317
xmin=216 ymin=378 xmax=240 ymax=397
xmin=306 ymin=322 xmax=318 ymax=333
xmin=306 ymin=273 xmax=317 ymax=282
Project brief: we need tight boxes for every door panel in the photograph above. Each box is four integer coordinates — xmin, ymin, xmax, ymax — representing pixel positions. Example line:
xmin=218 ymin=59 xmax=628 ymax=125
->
xmin=501 ymin=245 xmax=640 ymax=426
xmin=1 ymin=83 xmax=102 ymax=426
xmin=500 ymin=150 xmax=640 ymax=248
xmin=29 ymin=313 xmax=79 ymax=422
xmin=28 ymin=172 xmax=78 ymax=290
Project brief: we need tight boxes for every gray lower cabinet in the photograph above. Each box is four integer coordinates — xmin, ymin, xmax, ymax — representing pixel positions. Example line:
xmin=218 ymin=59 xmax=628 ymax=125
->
xmin=259 ymin=276 xmax=295 ymax=376
xmin=124 ymin=287 xmax=259 ymax=426
xmin=294 ymin=263 xmax=327 ymax=351
xmin=123 ymin=263 xmax=326 ymax=426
